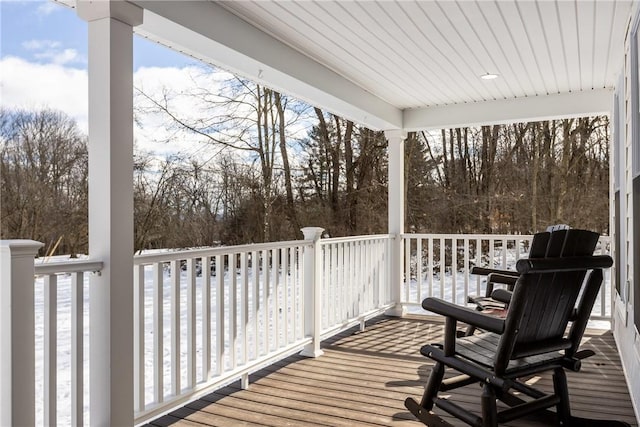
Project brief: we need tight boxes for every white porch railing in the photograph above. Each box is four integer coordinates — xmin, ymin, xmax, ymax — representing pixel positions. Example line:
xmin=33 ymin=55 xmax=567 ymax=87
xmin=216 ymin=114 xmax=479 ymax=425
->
xmin=132 ymin=232 xmax=395 ymax=423
xmin=131 ymin=239 xmax=312 ymax=423
xmin=34 ymin=260 xmax=103 ymax=427
xmin=400 ymin=234 xmax=612 ymax=320
xmin=318 ymin=235 xmax=394 ymax=337
xmin=1 ymin=232 xmax=613 ymax=426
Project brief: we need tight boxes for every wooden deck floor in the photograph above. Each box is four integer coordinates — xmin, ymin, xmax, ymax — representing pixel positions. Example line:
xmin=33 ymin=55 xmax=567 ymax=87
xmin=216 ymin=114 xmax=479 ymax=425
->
xmin=146 ymin=316 xmax=638 ymax=427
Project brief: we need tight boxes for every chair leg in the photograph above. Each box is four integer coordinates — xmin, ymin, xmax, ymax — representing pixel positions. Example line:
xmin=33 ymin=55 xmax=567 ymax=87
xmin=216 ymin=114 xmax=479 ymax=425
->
xmin=419 ymin=362 xmax=446 ymax=411
xmin=481 ymin=384 xmax=498 ymax=427
xmin=463 ymin=324 xmax=477 ymax=336
xmin=553 ymin=368 xmax=571 ymax=426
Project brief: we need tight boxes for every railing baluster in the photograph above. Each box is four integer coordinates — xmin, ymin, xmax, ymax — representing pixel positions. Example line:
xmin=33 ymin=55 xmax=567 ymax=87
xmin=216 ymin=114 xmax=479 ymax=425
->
xmin=272 ymin=249 xmax=280 ymax=350
xmin=416 ymin=238 xmax=423 ymax=304
xmin=489 ymin=238 xmax=495 ymax=270
xmin=202 ymin=256 xmax=211 ymax=382
xmin=366 ymin=240 xmax=372 ymax=312
xmin=501 ymin=238 xmax=508 ymax=269
xmin=349 ymin=242 xmax=355 ymax=317
xmin=262 ymin=249 xmax=269 ymax=354
xmin=350 ymin=242 xmax=355 ymax=318
xmin=375 ymin=240 xmax=380 ymax=306
xmin=360 ymin=240 xmax=365 ymax=314
xmin=291 ymin=247 xmax=297 ymax=341
xmin=452 ymin=238 xmax=457 ymax=304
xmin=439 ymin=238 xmax=445 ymax=300
xmin=463 ymin=239 xmax=470 ymax=305
xmin=405 ymin=237 xmax=411 ymax=302
xmin=241 ymin=252 xmax=249 ymax=363
xmin=186 ymin=258 xmax=196 ymax=389
xmin=44 ymin=274 xmax=57 ymax=427
xmin=170 ymin=260 xmax=180 ymax=395
xmin=215 ymin=255 xmax=224 ymax=374
xmin=153 ymin=262 xmax=163 ymax=403
xmin=348 ymin=243 xmax=354 ymax=318
xmin=320 ymin=244 xmax=327 ymax=329
xmin=71 ymin=271 xmax=84 ymax=427
xmin=133 ymin=264 xmax=145 ymax=412
xmin=475 ymin=238 xmax=482 ymax=294
xmin=230 ymin=253 xmax=237 ymax=370
xmin=428 ymin=237 xmax=434 ymax=298
xmin=337 ymin=243 xmax=343 ymax=326
xmin=282 ymin=248 xmax=289 ymax=345
xmin=251 ymin=250 xmax=259 ymax=359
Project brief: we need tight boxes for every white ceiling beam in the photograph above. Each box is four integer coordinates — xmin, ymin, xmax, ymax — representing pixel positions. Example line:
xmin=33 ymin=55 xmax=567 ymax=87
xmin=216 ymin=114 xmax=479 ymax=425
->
xmin=403 ymin=89 xmax=614 ymax=131
xmin=132 ymin=1 xmax=402 ymax=130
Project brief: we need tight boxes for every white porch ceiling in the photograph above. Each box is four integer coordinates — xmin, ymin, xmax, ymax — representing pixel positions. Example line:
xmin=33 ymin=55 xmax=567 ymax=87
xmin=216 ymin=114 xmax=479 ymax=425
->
xmin=130 ymin=1 xmax=635 ymax=130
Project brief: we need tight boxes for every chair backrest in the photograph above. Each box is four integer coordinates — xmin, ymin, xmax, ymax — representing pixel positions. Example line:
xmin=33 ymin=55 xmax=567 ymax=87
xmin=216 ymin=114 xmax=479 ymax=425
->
xmin=527 ymin=224 xmax=570 ymax=258
xmin=494 ymin=229 xmax=604 ymax=373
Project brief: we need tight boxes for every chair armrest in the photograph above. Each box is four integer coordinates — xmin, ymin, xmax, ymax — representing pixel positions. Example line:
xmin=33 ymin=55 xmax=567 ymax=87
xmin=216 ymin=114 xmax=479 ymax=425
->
xmin=471 ymin=266 xmax=518 ymax=277
xmin=422 ymin=297 xmax=505 ymax=334
xmin=490 ymin=288 xmax=512 ymax=304
xmin=487 ymin=273 xmax=518 ymax=287
xmin=516 ymin=255 xmax=613 ymax=274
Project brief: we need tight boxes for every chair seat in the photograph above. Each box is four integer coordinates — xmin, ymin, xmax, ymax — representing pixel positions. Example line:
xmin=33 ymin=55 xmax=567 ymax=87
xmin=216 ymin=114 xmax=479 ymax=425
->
xmin=467 ymin=295 xmax=508 ymax=310
xmin=422 ymin=332 xmax=571 ymax=378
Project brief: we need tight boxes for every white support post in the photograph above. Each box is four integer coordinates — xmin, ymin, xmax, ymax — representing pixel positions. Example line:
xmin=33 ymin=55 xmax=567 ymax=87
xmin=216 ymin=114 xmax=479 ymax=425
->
xmin=77 ymin=2 xmax=143 ymax=426
xmin=300 ymin=227 xmax=325 ymax=358
xmin=0 ymin=240 xmax=43 ymax=427
xmin=385 ymin=129 xmax=407 ymax=317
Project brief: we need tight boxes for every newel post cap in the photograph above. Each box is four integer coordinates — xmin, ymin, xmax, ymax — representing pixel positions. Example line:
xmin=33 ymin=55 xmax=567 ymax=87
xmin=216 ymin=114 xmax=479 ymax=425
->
xmin=0 ymin=240 xmax=44 ymax=257
xmin=301 ymin=227 xmax=324 ymax=241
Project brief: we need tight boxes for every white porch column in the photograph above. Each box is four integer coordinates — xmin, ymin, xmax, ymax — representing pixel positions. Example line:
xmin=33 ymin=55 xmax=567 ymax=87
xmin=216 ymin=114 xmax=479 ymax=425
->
xmin=0 ymin=240 xmax=44 ymax=426
xmin=77 ymin=2 xmax=143 ymax=426
xmin=385 ymin=129 xmax=407 ymax=317
xmin=300 ymin=227 xmax=325 ymax=358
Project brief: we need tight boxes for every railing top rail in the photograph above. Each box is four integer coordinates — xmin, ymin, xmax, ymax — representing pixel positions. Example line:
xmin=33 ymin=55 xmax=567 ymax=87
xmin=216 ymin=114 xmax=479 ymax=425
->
xmin=319 ymin=234 xmax=391 ymax=244
xmin=401 ymin=233 xmax=610 ymax=242
xmin=34 ymin=259 xmax=104 ymax=276
xmin=133 ymin=239 xmax=311 ymax=265
xmin=401 ymin=233 xmax=536 ymax=240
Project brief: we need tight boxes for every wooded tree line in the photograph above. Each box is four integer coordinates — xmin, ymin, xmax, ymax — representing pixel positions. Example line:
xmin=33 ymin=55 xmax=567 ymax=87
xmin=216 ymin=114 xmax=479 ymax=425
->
xmin=406 ymin=117 xmax=610 ymax=235
xmin=1 ymin=85 xmax=610 ymax=256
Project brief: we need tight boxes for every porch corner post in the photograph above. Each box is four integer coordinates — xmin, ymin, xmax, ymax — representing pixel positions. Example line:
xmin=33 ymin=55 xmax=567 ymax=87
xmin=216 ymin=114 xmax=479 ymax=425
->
xmin=385 ymin=129 xmax=407 ymax=317
xmin=0 ymin=240 xmax=43 ymax=426
xmin=77 ymin=1 xmax=143 ymax=425
xmin=300 ymin=227 xmax=325 ymax=358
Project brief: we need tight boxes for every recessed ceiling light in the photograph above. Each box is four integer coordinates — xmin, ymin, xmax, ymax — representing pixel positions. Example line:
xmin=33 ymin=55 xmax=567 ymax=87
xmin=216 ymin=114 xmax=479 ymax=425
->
xmin=481 ymin=73 xmax=499 ymax=80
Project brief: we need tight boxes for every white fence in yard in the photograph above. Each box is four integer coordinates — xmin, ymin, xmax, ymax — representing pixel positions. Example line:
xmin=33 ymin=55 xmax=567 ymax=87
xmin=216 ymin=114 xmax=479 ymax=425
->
xmin=0 ymin=232 xmax=613 ymax=426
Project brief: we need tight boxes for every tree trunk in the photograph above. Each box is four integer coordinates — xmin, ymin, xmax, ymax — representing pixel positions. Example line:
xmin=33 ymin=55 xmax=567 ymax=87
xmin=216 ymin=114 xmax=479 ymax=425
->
xmin=274 ymin=91 xmax=299 ymax=235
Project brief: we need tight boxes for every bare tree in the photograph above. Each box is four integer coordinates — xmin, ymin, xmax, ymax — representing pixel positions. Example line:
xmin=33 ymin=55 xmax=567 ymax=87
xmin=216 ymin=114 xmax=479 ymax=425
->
xmin=135 ymin=69 xmax=309 ymax=242
xmin=0 ymin=108 xmax=88 ymax=256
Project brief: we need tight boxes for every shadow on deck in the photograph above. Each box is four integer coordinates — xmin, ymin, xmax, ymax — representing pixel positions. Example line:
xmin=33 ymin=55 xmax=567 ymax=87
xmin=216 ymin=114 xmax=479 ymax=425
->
xmin=145 ymin=316 xmax=638 ymax=427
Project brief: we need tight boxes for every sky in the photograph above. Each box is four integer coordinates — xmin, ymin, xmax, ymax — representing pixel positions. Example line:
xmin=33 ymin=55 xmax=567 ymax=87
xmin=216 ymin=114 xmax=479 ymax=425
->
xmin=0 ymin=0 xmax=228 ymax=157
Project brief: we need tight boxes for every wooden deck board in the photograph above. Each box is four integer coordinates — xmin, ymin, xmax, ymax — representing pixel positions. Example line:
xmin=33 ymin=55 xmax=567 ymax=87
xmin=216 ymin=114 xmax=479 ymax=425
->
xmin=149 ymin=316 xmax=638 ymax=427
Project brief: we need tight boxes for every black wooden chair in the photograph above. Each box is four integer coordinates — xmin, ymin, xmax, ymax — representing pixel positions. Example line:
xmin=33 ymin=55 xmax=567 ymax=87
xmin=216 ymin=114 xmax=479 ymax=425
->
xmin=405 ymin=229 xmax=627 ymax=427
xmin=464 ymin=224 xmax=570 ymax=336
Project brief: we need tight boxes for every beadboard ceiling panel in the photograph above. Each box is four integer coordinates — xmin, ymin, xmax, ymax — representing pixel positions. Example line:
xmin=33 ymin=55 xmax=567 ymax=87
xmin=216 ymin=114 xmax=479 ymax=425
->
xmin=126 ymin=0 xmax=635 ymax=129
xmin=218 ymin=0 xmax=633 ymax=109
